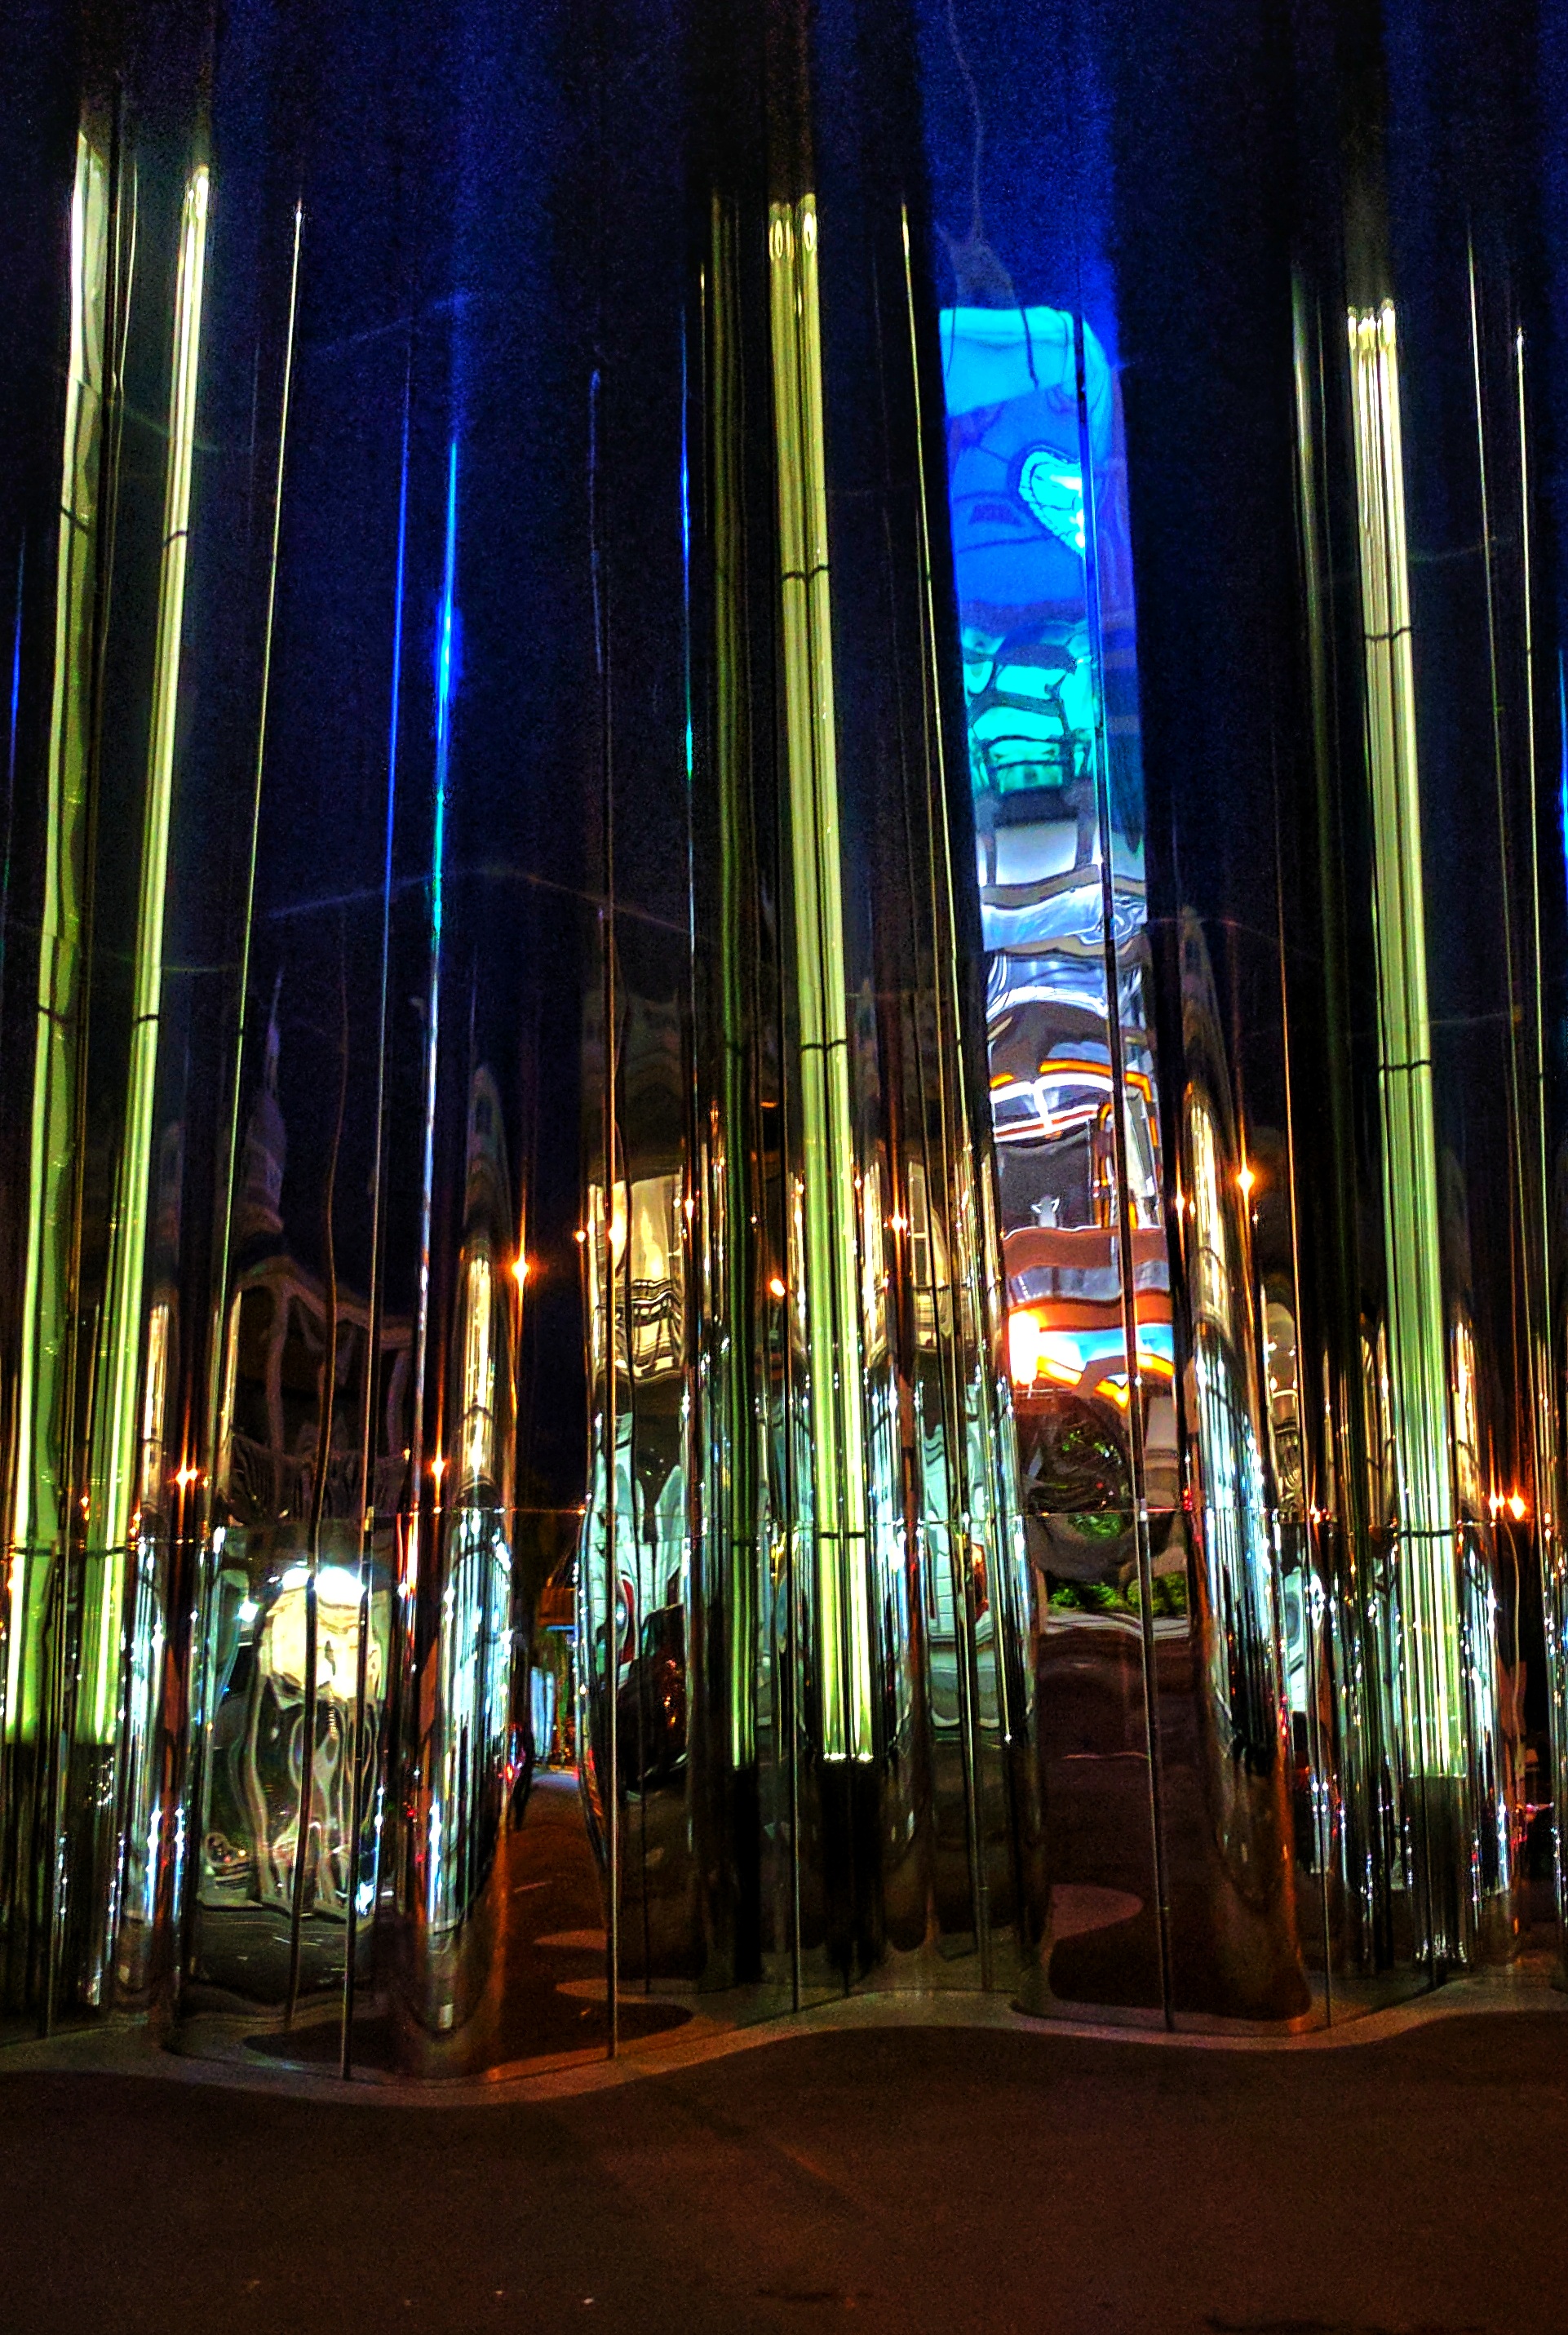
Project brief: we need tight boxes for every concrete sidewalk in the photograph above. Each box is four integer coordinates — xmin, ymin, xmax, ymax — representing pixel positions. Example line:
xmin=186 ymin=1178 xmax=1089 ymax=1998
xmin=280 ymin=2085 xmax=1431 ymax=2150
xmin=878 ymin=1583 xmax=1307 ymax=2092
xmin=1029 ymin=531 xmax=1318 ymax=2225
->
xmin=2 ymin=1992 xmax=1566 ymax=2334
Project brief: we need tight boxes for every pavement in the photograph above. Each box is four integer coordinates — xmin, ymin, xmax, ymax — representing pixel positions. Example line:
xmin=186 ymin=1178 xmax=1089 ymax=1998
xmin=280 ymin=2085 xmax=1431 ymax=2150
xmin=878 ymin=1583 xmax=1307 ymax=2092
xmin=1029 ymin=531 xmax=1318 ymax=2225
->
xmin=2 ymin=1991 xmax=1566 ymax=2334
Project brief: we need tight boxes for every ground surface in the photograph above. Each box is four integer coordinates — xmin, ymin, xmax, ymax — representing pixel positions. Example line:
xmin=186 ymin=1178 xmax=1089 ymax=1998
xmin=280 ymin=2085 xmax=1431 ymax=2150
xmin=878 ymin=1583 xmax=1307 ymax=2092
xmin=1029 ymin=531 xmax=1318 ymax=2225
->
xmin=2 ymin=2011 xmax=1565 ymax=2333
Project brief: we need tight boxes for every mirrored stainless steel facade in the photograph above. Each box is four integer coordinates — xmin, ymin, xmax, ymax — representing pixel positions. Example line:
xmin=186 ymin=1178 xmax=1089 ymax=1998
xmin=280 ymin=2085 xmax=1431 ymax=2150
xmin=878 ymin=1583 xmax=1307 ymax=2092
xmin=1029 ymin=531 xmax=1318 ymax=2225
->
xmin=0 ymin=0 xmax=1564 ymax=2076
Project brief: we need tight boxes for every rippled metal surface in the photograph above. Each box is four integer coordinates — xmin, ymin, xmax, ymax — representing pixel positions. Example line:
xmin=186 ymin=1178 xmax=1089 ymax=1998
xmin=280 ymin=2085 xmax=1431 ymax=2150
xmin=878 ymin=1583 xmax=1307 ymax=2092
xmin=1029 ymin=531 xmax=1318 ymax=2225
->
xmin=0 ymin=0 xmax=1564 ymax=2071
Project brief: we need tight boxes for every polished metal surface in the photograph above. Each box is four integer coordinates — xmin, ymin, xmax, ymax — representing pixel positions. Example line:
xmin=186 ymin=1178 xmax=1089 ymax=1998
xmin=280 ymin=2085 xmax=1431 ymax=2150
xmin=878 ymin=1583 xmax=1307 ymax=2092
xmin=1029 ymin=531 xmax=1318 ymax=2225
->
xmin=0 ymin=0 xmax=1564 ymax=2075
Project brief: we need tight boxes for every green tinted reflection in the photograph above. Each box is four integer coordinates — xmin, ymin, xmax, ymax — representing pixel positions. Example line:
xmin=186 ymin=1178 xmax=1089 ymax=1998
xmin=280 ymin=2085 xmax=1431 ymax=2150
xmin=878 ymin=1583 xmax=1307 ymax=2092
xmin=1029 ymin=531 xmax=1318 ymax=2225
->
xmin=768 ymin=196 xmax=872 ymax=1764
xmin=1349 ymin=302 xmax=1464 ymax=1783
xmin=5 ymin=129 xmax=109 ymax=1745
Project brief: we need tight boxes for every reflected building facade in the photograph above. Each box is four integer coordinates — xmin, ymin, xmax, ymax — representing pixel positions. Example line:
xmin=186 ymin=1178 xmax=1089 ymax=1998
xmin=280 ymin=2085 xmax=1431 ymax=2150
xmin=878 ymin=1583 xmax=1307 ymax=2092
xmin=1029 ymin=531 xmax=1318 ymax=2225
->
xmin=0 ymin=0 xmax=1565 ymax=2073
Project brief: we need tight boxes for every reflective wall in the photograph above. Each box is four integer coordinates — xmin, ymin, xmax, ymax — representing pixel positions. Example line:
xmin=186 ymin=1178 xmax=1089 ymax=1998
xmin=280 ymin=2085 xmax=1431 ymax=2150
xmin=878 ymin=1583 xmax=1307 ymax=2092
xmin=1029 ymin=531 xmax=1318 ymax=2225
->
xmin=918 ymin=0 xmax=1309 ymax=2020
xmin=0 ymin=0 xmax=1563 ymax=2075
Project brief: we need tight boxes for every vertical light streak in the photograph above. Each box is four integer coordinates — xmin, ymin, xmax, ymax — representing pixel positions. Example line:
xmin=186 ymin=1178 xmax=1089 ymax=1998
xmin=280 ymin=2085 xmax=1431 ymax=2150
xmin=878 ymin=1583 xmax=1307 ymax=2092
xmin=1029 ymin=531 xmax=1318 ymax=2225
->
xmin=1291 ymin=290 xmax=1375 ymax=1958
xmin=1516 ymin=331 xmax=1557 ymax=1535
xmin=587 ymin=353 xmax=621 ymax=2054
xmin=710 ymin=198 xmax=757 ymax=1770
xmin=768 ymin=196 xmax=870 ymax=1762
xmin=1468 ymin=254 xmax=1533 ymax=1562
xmin=1558 ymin=651 xmax=1568 ymax=893
xmin=0 ymin=538 xmax=23 ymax=1013
xmin=1518 ymin=336 xmax=1568 ymax=1952
xmin=1348 ymin=302 xmax=1463 ymax=1779
xmin=408 ymin=440 xmax=459 ymax=1602
xmin=1074 ymin=303 xmax=1174 ymax=2022
xmin=5 ymin=543 xmax=20 ymax=785
xmin=680 ymin=331 xmax=694 ymax=791
xmin=902 ymin=208 xmax=1016 ymax=1951
xmin=82 ymin=164 xmax=209 ymax=1742
xmin=341 ymin=360 xmax=413 ymax=2078
xmin=901 ymin=209 xmax=1009 ymax=1371
xmin=6 ymin=132 xmax=110 ymax=1743
xmin=202 ymin=200 xmax=299 ymax=1595
xmin=179 ymin=206 xmax=299 ymax=2014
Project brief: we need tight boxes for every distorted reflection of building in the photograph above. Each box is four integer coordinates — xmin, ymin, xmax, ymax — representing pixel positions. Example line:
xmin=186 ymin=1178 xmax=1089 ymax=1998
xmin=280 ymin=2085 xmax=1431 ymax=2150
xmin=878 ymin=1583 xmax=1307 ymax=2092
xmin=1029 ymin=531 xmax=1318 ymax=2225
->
xmin=403 ymin=1069 xmax=520 ymax=2036
xmin=943 ymin=304 xmax=1175 ymax=1591
xmin=582 ymin=989 xmax=692 ymax=1811
xmin=941 ymin=284 xmax=1307 ymax=2017
xmin=109 ymin=1119 xmax=185 ymax=2002
xmin=195 ymin=1012 xmax=404 ymax=1993
xmin=941 ymin=298 xmax=1181 ymax=2011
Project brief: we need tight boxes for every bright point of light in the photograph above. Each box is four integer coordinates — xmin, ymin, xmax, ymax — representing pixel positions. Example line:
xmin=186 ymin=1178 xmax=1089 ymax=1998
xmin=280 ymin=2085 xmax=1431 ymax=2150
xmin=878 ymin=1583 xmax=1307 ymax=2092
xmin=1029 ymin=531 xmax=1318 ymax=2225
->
xmin=1235 ymin=1164 xmax=1256 ymax=1198
xmin=317 ymin=1566 xmax=365 ymax=1605
xmin=1008 ymin=1309 xmax=1043 ymax=1389
xmin=768 ymin=1276 xmax=787 ymax=1300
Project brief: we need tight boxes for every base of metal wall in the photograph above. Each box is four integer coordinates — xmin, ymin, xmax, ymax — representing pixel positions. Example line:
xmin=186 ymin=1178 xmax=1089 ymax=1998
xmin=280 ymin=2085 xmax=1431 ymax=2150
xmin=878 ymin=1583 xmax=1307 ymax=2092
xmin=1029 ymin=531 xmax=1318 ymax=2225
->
xmin=4 ymin=1953 xmax=1563 ymax=2106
